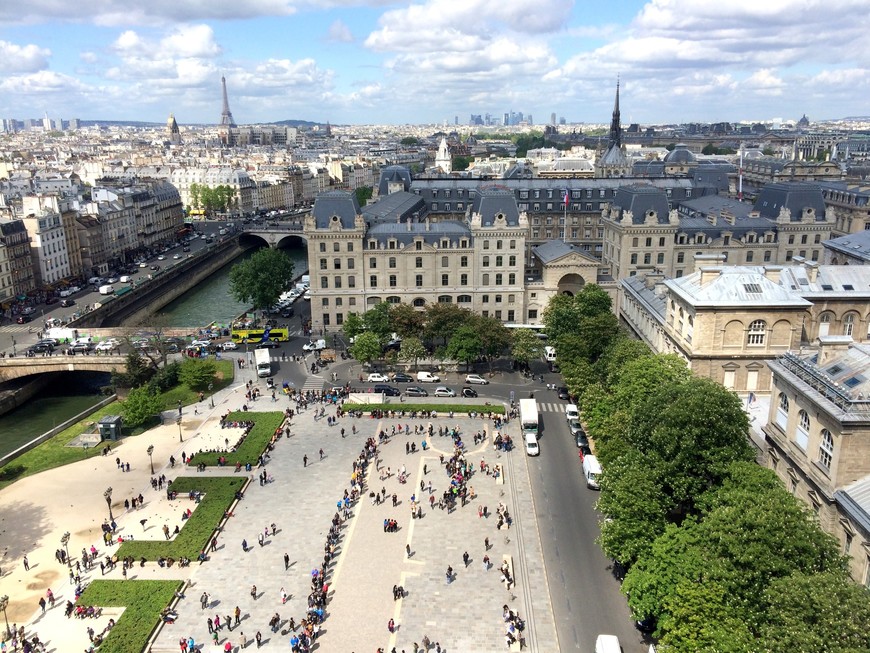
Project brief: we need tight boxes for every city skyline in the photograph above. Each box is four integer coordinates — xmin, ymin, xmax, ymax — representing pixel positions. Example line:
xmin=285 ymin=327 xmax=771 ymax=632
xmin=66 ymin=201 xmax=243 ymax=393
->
xmin=1 ymin=0 xmax=868 ymax=126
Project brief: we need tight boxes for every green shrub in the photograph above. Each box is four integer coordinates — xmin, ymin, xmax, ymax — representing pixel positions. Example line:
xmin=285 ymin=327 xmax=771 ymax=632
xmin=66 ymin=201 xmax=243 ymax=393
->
xmin=148 ymin=361 xmax=180 ymax=393
xmin=118 ymin=476 xmax=244 ymax=560
xmin=342 ymin=402 xmax=505 ymax=415
xmin=188 ymin=411 xmax=284 ymax=468
xmin=76 ymin=579 xmax=182 ymax=653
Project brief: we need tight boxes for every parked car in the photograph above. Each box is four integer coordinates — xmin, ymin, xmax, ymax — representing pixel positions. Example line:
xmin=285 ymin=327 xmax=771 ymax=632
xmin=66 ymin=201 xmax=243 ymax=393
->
xmin=221 ymin=341 xmax=239 ymax=351
xmin=465 ymin=374 xmax=489 ymax=385
xmin=392 ymin=373 xmax=413 ymax=383
xmin=569 ymin=419 xmax=588 ymax=447
xmin=16 ymin=314 xmax=32 ymax=324
xmin=461 ymin=386 xmax=478 ymax=398
xmin=255 ymin=341 xmax=280 ymax=349
xmin=60 ymin=298 xmax=75 ymax=307
xmin=416 ymin=371 xmax=440 ymax=383
xmin=405 ymin=386 xmax=429 ymax=397
xmin=190 ymin=339 xmax=211 ymax=347
xmin=45 ymin=296 xmax=59 ymax=305
xmin=70 ymin=342 xmax=94 ymax=353
xmin=565 ymin=403 xmax=580 ymax=422
xmin=373 ymin=384 xmax=401 ymax=396
xmin=157 ymin=255 xmax=165 ymax=260
xmin=95 ymin=341 xmax=116 ymax=352
xmin=367 ymin=373 xmax=390 ymax=383
xmin=27 ymin=342 xmax=54 ymax=354
xmin=434 ymin=386 xmax=456 ymax=398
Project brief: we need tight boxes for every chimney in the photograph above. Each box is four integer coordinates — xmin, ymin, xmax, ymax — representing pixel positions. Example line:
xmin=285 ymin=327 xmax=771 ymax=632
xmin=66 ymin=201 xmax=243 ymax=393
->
xmin=693 ymin=253 xmax=725 ymax=274
xmin=698 ymin=266 xmax=722 ymax=287
xmin=721 ymin=210 xmax=736 ymax=226
xmin=817 ymin=335 xmax=853 ymax=366
xmin=643 ymin=271 xmax=665 ymax=289
xmin=763 ymin=265 xmax=783 ymax=284
xmin=805 ymin=260 xmax=819 ymax=283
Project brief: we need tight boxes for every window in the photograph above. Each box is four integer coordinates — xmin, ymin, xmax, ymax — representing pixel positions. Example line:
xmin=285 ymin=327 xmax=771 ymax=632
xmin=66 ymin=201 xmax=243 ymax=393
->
xmin=460 ymin=256 xmax=468 ymax=267
xmin=482 ymin=256 xmax=490 ymax=267
xmin=336 ymin=312 xmax=344 ymax=325
xmin=643 ymin=253 xmax=651 ymax=265
xmin=369 ymin=275 xmax=377 ymax=288
xmin=457 ymin=295 xmax=471 ymax=303
xmin=387 ymin=296 xmax=401 ymax=304
xmin=776 ymin=393 xmax=789 ymax=430
xmin=509 ymin=240 xmax=516 ymax=249
xmin=788 ymin=235 xmax=795 ymax=244
xmin=801 ymin=234 xmax=808 ymax=244
xmin=415 ymin=241 xmax=422 ymax=251
xmin=844 ymin=313 xmax=856 ymax=337
xmin=630 ymin=253 xmax=638 ymax=264
xmin=496 ymin=256 xmax=503 ymax=267
xmin=819 ymin=429 xmax=834 ymax=471
xmin=796 ymin=410 xmax=810 ymax=450
xmin=347 ymin=275 xmax=356 ymax=288
xmin=389 ymin=275 xmax=397 ymax=287
xmin=333 ymin=242 xmax=340 ymax=252
xmin=509 ymin=273 xmax=516 ymax=285
xmin=321 ymin=298 xmax=329 ymax=307
xmin=528 ymin=309 xmax=538 ymax=320
xmin=416 ymin=257 xmax=423 ymax=268
xmin=437 ymin=295 xmax=452 ymax=303
xmin=347 ymin=243 xmax=353 ymax=252
xmin=746 ymin=251 xmax=754 ymax=263
xmin=460 ymin=273 xmax=468 ymax=286
xmin=415 ymin=274 xmax=423 ymax=287
xmin=632 ymin=237 xmax=639 ymax=247
xmin=323 ymin=314 xmax=330 ymax=326
xmin=483 ymin=240 xmax=490 ymax=250
xmin=389 ymin=257 xmax=396 ymax=268
xmin=748 ymin=320 xmax=766 ymax=345
xmin=509 ymin=255 xmax=516 ymax=266
xmin=763 ymin=250 xmax=772 ymax=262
xmin=482 ymin=274 xmax=489 ymax=285
xmin=320 ymin=258 xmax=327 ymax=270
xmin=320 ymin=276 xmax=328 ymax=289
xmin=495 ymin=273 xmax=503 ymax=285
xmin=334 ymin=258 xmax=341 ymax=270
xmin=347 ymin=259 xmax=355 ymax=269
xmin=441 ymin=274 xmax=449 ymax=286
xmin=657 ymin=253 xmax=664 ymax=265
xmin=496 ymin=240 xmax=503 ymax=250
xmin=677 ymin=252 xmax=684 ymax=263
xmin=786 ymin=250 xmax=793 ymax=261
xmin=659 ymin=237 xmax=665 ymax=247
xmin=334 ymin=276 xmax=342 ymax=289
xmin=319 ymin=243 xmax=326 ymax=252
xmin=413 ymin=298 xmax=425 ymax=307
xmin=442 ymin=256 xmax=449 ymax=267
xmin=645 ymin=237 xmax=652 ymax=247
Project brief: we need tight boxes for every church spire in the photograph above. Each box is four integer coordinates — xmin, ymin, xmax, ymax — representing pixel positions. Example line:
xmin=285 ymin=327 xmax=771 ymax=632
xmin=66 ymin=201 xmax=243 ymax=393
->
xmin=609 ymin=76 xmax=621 ymax=148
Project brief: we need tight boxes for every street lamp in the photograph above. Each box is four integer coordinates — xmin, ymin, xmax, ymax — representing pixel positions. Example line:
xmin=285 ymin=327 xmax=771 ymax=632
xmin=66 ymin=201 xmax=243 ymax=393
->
xmin=0 ymin=594 xmax=9 ymax=640
xmin=147 ymin=445 xmax=155 ymax=474
xmin=104 ymin=487 xmax=113 ymax=521
xmin=176 ymin=415 xmax=183 ymax=443
xmin=208 ymin=383 xmax=214 ymax=409
xmin=61 ymin=532 xmax=71 ymax=568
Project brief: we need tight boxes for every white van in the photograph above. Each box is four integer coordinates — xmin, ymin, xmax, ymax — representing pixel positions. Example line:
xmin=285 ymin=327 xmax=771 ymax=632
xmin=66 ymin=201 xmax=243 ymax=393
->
xmin=98 ymin=285 xmax=115 ymax=295
xmin=524 ymin=433 xmax=539 ymax=456
xmin=595 ymin=634 xmax=622 ymax=653
xmin=583 ymin=455 xmax=602 ymax=490
xmin=565 ymin=403 xmax=579 ymax=422
xmin=543 ymin=345 xmax=556 ymax=362
xmin=416 ymin=371 xmax=440 ymax=383
xmin=119 ymin=275 xmax=132 ymax=283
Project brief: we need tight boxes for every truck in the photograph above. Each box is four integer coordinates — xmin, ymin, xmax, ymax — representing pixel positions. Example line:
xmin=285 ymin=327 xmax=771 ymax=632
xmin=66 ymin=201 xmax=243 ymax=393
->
xmin=254 ymin=348 xmax=272 ymax=378
xmin=98 ymin=285 xmax=115 ymax=295
xmin=519 ymin=398 xmax=540 ymax=456
xmin=583 ymin=455 xmax=602 ymax=490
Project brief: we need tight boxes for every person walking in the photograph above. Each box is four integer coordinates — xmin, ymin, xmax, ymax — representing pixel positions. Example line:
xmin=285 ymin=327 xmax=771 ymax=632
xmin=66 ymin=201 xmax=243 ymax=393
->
xmin=234 ymin=606 xmax=241 ymax=627
xmin=255 ymin=631 xmax=262 ymax=648
xmin=207 ymin=618 xmax=213 ymax=634
xmin=319 ymin=448 xmax=324 ymax=460
xmin=463 ymin=551 xmax=470 ymax=568
xmin=284 ymin=552 xmax=290 ymax=570
xmin=303 ymin=454 xmax=308 ymax=467
xmin=23 ymin=555 xmax=29 ymax=571
xmin=387 ymin=618 xmax=395 ymax=633
xmin=250 ymin=584 xmax=257 ymax=600
xmin=242 ymin=539 xmax=248 ymax=552
xmin=201 ymin=592 xmax=209 ymax=610
xmin=38 ymin=597 xmax=46 ymax=613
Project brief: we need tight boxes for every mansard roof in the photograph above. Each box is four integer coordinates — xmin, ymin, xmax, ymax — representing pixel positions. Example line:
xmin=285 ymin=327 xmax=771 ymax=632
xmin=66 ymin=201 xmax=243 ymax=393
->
xmin=367 ymin=219 xmax=470 ymax=247
xmin=377 ymin=165 xmax=412 ymax=196
xmin=753 ymin=181 xmax=827 ymax=221
xmin=532 ymin=239 xmax=598 ymax=265
xmin=470 ymin=188 xmax=521 ymax=226
xmin=361 ymin=191 xmax=427 ymax=225
xmin=610 ymin=185 xmax=671 ymax=224
xmin=312 ymin=190 xmax=361 ymax=229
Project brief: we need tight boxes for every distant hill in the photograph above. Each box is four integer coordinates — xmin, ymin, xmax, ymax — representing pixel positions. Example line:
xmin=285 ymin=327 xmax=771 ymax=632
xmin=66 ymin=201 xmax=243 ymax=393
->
xmin=273 ymin=119 xmax=326 ymax=128
xmin=80 ymin=120 xmax=163 ymax=128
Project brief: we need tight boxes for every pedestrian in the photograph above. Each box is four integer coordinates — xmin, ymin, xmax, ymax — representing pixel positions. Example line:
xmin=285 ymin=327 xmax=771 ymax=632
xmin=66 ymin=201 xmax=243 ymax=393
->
xmin=255 ymin=631 xmax=262 ymax=648
xmin=280 ymin=587 xmax=287 ymax=604
xmin=485 ymin=536 xmax=490 ymax=551
xmin=207 ymin=618 xmax=214 ymax=634
xmin=446 ymin=565 xmax=453 ymax=584
xmin=240 ymin=632 xmax=246 ymax=648
xmin=242 ymin=539 xmax=248 ymax=552
xmin=23 ymin=555 xmax=29 ymax=571
xmin=284 ymin=552 xmax=290 ymax=570
xmin=387 ymin=618 xmax=395 ymax=633
xmin=201 ymin=592 xmax=209 ymax=610
xmin=225 ymin=613 xmax=232 ymax=631
xmin=319 ymin=448 xmax=324 ymax=460
xmin=463 ymin=551 xmax=470 ymax=567
xmin=235 ymin=606 xmax=241 ymax=626
xmin=215 ymin=614 xmax=221 ymax=630
xmin=406 ymin=544 xmax=411 ymax=558
xmin=483 ymin=554 xmax=490 ymax=571
xmin=251 ymin=584 xmax=257 ymax=600
xmin=303 ymin=454 xmax=308 ymax=467
xmin=38 ymin=597 xmax=46 ymax=613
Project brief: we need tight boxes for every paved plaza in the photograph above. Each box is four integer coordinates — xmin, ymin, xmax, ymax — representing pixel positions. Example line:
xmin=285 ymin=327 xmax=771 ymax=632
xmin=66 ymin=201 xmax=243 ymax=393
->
xmin=0 ymin=365 xmax=558 ymax=652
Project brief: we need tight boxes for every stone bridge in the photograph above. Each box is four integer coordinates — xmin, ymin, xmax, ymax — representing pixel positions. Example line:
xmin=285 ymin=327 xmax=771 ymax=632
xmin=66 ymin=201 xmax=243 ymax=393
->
xmin=0 ymin=355 xmax=128 ymax=382
xmin=238 ymin=221 xmax=307 ymax=248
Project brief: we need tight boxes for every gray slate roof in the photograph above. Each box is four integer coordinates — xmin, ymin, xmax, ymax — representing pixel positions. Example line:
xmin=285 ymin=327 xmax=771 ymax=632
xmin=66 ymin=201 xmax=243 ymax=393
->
xmin=471 ymin=188 xmax=521 ymax=226
xmin=377 ymin=165 xmax=412 ymax=196
xmin=312 ymin=190 xmax=361 ymax=229
xmin=367 ymin=219 xmax=470 ymax=247
xmin=531 ymin=239 xmax=598 ymax=265
xmin=611 ymin=185 xmax=671 ymax=224
xmin=836 ymin=475 xmax=870 ymax=536
xmin=753 ymin=181 xmax=827 ymax=221
xmin=361 ymin=191 xmax=427 ymax=225
xmin=823 ymin=230 xmax=870 ymax=263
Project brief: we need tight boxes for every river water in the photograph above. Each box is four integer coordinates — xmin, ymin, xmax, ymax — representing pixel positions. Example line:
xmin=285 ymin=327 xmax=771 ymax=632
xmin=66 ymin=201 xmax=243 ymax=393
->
xmin=0 ymin=243 xmax=308 ymax=460
xmin=159 ymin=245 xmax=308 ymax=327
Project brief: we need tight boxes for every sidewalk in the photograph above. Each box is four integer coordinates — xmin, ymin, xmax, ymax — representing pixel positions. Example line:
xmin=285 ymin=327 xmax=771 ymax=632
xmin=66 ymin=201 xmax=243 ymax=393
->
xmin=0 ymin=368 xmax=558 ymax=652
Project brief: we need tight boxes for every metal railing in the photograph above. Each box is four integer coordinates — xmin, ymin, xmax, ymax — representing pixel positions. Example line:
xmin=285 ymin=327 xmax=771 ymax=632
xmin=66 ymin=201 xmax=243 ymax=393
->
xmin=777 ymin=351 xmax=870 ymax=415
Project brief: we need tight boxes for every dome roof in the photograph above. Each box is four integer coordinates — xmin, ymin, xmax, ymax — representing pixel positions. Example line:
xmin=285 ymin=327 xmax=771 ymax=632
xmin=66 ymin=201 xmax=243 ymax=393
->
xmin=664 ymin=143 xmax=696 ymax=164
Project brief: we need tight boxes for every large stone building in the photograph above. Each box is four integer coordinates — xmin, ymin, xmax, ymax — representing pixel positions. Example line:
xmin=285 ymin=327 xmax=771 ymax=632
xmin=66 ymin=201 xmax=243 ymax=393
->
xmin=764 ymin=340 xmax=870 ymax=584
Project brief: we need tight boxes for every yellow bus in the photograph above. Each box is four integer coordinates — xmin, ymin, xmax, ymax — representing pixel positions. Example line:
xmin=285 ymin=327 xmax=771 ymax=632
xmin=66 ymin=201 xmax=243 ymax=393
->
xmin=231 ymin=326 xmax=289 ymax=343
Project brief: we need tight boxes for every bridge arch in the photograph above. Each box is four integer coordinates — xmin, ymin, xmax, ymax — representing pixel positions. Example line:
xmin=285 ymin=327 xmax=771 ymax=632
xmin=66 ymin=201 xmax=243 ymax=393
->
xmin=0 ymin=355 xmax=128 ymax=383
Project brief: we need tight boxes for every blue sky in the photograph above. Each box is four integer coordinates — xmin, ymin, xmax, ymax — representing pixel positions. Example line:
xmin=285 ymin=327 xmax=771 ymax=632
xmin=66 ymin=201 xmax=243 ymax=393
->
xmin=1 ymin=0 xmax=868 ymax=126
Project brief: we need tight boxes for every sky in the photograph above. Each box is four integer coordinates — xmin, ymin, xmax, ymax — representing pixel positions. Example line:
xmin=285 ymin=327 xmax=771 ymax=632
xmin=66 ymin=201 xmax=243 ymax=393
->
xmin=1 ymin=0 xmax=868 ymax=126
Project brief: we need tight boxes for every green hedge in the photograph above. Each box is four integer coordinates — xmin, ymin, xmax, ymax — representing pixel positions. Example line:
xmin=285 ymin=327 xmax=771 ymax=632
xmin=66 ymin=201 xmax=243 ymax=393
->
xmin=188 ymin=411 xmax=284 ymax=468
xmin=76 ymin=579 xmax=182 ymax=653
xmin=342 ymin=402 xmax=505 ymax=415
xmin=117 ymin=476 xmax=244 ymax=561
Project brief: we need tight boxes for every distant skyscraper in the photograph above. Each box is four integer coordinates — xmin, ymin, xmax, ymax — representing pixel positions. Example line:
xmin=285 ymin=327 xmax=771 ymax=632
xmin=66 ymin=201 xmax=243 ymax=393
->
xmin=551 ymin=112 xmax=556 ymax=126
xmin=68 ymin=118 xmax=79 ymax=130
xmin=42 ymin=112 xmax=51 ymax=130
xmin=219 ymin=76 xmax=236 ymax=127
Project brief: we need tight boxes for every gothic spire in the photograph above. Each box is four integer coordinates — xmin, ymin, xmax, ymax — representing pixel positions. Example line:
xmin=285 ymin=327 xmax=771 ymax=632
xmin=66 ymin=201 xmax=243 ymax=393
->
xmin=609 ymin=76 xmax=621 ymax=148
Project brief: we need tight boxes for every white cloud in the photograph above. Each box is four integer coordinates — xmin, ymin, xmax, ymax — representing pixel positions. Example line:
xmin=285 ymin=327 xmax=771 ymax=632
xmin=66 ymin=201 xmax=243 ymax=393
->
xmin=79 ymin=51 xmax=98 ymax=63
xmin=327 ymin=19 xmax=354 ymax=43
xmin=0 ymin=69 xmax=84 ymax=94
xmin=112 ymin=25 xmax=221 ymax=59
xmin=0 ymin=40 xmax=51 ymax=73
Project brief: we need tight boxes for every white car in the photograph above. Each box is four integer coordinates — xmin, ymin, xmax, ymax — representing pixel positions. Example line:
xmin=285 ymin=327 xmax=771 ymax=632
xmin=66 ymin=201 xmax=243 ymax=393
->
xmin=157 ymin=255 xmax=165 ymax=260
xmin=465 ymin=374 xmax=489 ymax=385
xmin=190 ymin=339 xmax=211 ymax=347
xmin=303 ymin=291 xmax=311 ymax=301
xmin=139 ymin=262 xmax=148 ymax=268
xmin=434 ymin=386 xmax=456 ymax=398
xmin=95 ymin=341 xmax=116 ymax=352
xmin=221 ymin=341 xmax=238 ymax=351
xmin=367 ymin=373 xmax=390 ymax=383
xmin=173 ymin=254 xmax=181 ymax=260
xmin=565 ymin=404 xmax=580 ymax=422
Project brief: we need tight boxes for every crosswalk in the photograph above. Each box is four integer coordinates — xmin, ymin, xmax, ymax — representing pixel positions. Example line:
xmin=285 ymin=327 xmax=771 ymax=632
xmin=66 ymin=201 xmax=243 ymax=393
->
xmin=0 ymin=324 xmax=41 ymax=335
xmin=302 ymin=374 xmax=325 ymax=392
xmin=537 ymin=401 xmax=569 ymax=414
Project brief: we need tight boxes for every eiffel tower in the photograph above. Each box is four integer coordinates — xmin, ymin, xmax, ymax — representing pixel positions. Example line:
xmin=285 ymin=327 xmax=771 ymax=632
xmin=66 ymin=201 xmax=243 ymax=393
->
xmin=219 ymin=76 xmax=236 ymax=127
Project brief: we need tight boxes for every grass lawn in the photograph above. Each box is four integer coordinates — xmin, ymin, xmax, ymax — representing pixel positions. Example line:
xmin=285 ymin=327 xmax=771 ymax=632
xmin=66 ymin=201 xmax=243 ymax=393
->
xmin=118 ymin=476 xmax=244 ymax=560
xmin=188 ymin=411 xmax=284 ymax=468
xmin=76 ymin=579 xmax=182 ymax=653
xmin=342 ymin=402 xmax=505 ymax=415
xmin=0 ymin=360 xmax=235 ymax=490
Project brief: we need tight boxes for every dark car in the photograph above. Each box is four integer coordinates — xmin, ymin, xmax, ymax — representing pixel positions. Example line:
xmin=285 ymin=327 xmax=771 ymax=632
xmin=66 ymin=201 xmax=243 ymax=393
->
xmin=27 ymin=342 xmax=54 ymax=354
xmin=557 ymin=386 xmax=570 ymax=400
xmin=16 ymin=314 xmax=32 ymax=324
xmin=45 ymin=296 xmax=59 ymax=305
xmin=281 ymin=307 xmax=294 ymax=318
xmin=461 ymin=386 xmax=478 ymax=398
xmin=405 ymin=386 xmax=428 ymax=397
xmin=392 ymin=373 xmax=413 ymax=383
xmin=255 ymin=341 xmax=280 ymax=349
xmin=150 ymin=264 xmax=160 ymax=271
xmin=60 ymin=298 xmax=75 ymax=307
xmin=373 ymin=384 xmax=401 ymax=396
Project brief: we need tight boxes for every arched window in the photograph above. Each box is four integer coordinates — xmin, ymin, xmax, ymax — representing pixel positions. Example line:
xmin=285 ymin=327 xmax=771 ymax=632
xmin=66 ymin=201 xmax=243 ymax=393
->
xmin=437 ymin=295 xmax=452 ymax=303
xmin=482 ymin=256 xmax=490 ymax=267
xmin=796 ymin=409 xmax=810 ymax=450
xmin=387 ymin=296 xmax=401 ymax=304
xmin=819 ymin=429 xmax=834 ymax=471
xmin=457 ymin=295 xmax=472 ymax=303
xmin=844 ymin=313 xmax=856 ymax=337
xmin=412 ymin=298 xmax=425 ymax=307
xmin=388 ymin=257 xmax=397 ymax=268
xmin=748 ymin=320 xmax=766 ymax=346
xmin=819 ymin=311 xmax=832 ymax=337
xmin=776 ymin=393 xmax=789 ymax=429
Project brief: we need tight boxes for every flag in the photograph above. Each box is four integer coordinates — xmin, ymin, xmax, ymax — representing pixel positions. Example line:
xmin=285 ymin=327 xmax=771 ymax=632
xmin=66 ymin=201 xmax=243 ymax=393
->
xmin=747 ymin=392 xmax=756 ymax=405
xmin=563 ymin=189 xmax=570 ymax=208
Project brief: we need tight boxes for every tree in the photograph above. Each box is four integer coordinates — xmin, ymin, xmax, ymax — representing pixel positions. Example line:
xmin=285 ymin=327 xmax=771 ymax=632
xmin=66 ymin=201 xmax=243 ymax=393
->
xmin=474 ymin=315 xmax=511 ymax=370
xmin=179 ymin=358 xmax=217 ymax=391
xmin=354 ymin=186 xmax=373 ymax=207
xmin=595 ymin=337 xmax=654 ymax=387
xmin=424 ymin=303 xmax=473 ymax=346
xmin=114 ymin=351 xmax=155 ymax=388
xmin=189 ymin=183 xmax=201 ymax=210
xmin=453 ymin=155 xmax=473 ymax=171
xmin=398 ymin=336 xmax=427 ymax=372
xmin=350 ymin=331 xmax=381 ymax=365
xmin=363 ymin=301 xmax=392 ymax=341
xmin=342 ymin=312 xmax=366 ymax=341
xmin=120 ymin=386 xmax=164 ymax=427
xmin=510 ymin=329 xmax=541 ymax=368
xmin=445 ymin=325 xmax=481 ymax=370
xmin=542 ymin=294 xmax=579 ymax=343
xmin=400 ymin=137 xmax=419 ymax=146
xmin=389 ymin=303 xmax=425 ymax=338
xmin=228 ymin=247 xmax=295 ymax=311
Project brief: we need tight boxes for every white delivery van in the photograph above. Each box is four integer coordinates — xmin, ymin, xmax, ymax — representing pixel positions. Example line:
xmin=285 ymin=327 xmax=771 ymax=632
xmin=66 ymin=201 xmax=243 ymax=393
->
xmin=301 ymin=274 xmax=310 ymax=286
xmin=98 ymin=285 xmax=114 ymax=295
xmin=119 ymin=275 xmax=132 ymax=283
xmin=595 ymin=634 xmax=622 ymax=653
xmin=565 ymin=403 xmax=579 ymax=422
xmin=583 ymin=455 xmax=602 ymax=490
xmin=416 ymin=371 xmax=440 ymax=383
xmin=254 ymin=348 xmax=272 ymax=377
xmin=543 ymin=345 xmax=557 ymax=362
xmin=524 ymin=432 xmax=539 ymax=456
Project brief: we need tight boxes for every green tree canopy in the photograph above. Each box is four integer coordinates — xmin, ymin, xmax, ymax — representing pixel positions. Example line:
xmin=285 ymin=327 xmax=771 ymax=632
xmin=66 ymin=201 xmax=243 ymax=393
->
xmin=509 ymin=329 xmax=541 ymax=367
xmin=474 ymin=315 xmax=511 ymax=369
xmin=341 ymin=312 xmax=366 ymax=341
xmin=178 ymin=358 xmax=218 ymax=391
xmin=362 ymin=301 xmax=392 ymax=341
xmin=120 ymin=386 xmax=164 ymax=427
xmin=388 ymin=303 xmax=425 ymax=338
xmin=354 ymin=186 xmax=373 ymax=207
xmin=424 ymin=303 xmax=474 ymax=345
xmin=228 ymin=247 xmax=295 ymax=311
xmin=350 ymin=331 xmax=381 ymax=365
xmin=398 ymin=336 xmax=427 ymax=371
xmin=445 ymin=325 xmax=481 ymax=370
